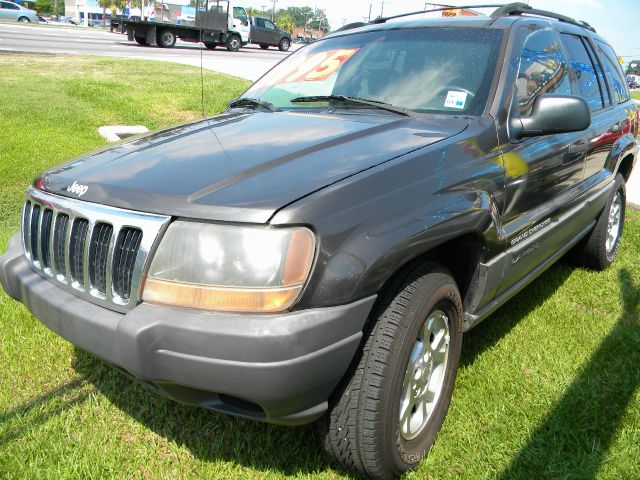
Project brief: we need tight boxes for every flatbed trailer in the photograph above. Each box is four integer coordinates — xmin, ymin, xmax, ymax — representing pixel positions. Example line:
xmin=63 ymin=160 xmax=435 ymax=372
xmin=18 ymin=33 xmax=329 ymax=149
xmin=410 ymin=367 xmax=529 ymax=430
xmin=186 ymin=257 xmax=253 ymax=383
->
xmin=110 ymin=0 xmax=250 ymax=51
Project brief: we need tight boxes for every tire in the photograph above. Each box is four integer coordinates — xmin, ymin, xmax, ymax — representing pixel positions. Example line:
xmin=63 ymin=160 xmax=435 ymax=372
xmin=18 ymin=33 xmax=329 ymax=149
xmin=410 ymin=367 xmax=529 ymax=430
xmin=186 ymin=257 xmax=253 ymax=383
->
xmin=319 ymin=262 xmax=463 ymax=479
xmin=572 ymin=173 xmax=626 ymax=270
xmin=226 ymin=34 xmax=241 ymax=51
xmin=259 ymin=44 xmax=269 ymax=50
xmin=278 ymin=37 xmax=290 ymax=52
xmin=156 ymin=29 xmax=176 ymax=48
xmin=203 ymin=42 xmax=218 ymax=50
xmin=18 ymin=16 xmax=30 ymax=22
xmin=134 ymin=36 xmax=148 ymax=46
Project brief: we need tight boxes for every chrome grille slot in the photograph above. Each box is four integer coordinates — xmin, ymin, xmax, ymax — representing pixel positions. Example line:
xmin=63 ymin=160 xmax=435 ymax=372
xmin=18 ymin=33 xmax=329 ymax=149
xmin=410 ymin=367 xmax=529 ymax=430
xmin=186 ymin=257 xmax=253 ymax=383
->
xmin=69 ymin=218 xmax=89 ymax=285
xmin=53 ymin=214 xmax=69 ymax=276
xmin=30 ymin=204 xmax=41 ymax=263
xmin=20 ymin=188 xmax=170 ymax=313
xmin=89 ymin=223 xmax=113 ymax=294
xmin=40 ymin=209 xmax=53 ymax=269
xmin=113 ymin=228 xmax=143 ymax=300
xmin=22 ymin=201 xmax=31 ymax=259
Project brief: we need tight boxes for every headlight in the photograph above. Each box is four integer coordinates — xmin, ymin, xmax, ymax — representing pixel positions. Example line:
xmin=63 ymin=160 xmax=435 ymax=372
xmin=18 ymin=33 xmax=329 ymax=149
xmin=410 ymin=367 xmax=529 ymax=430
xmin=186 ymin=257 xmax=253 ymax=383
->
xmin=142 ymin=221 xmax=315 ymax=313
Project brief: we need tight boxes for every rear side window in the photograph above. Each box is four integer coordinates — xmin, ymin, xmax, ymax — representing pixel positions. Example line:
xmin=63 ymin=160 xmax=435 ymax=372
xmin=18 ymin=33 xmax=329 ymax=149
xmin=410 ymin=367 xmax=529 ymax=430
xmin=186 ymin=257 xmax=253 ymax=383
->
xmin=516 ymin=28 xmax=572 ymax=115
xmin=560 ymin=34 xmax=603 ymax=111
xmin=596 ymin=41 xmax=630 ymax=104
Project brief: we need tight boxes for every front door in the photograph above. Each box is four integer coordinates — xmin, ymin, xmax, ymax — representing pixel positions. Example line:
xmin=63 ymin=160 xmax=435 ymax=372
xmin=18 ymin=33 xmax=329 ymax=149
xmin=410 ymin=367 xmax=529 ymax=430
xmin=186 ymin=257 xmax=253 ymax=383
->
xmin=0 ymin=2 xmax=20 ymax=20
xmin=497 ymin=26 xmax=589 ymax=295
xmin=262 ymin=18 xmax=280 ymax=45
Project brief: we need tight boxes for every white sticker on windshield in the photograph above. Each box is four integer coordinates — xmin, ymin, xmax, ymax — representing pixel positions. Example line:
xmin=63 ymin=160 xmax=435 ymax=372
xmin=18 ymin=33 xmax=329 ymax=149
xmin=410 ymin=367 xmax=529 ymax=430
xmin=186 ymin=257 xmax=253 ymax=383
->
xmin=444 ymin=91 xmax=468 ymax=109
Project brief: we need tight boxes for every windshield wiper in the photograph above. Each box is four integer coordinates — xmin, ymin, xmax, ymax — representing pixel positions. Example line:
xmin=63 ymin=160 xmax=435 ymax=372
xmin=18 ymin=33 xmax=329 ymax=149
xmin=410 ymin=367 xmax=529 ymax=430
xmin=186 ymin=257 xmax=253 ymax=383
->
xmin=290 ymin=95 xmax=411 ymax=116
xmin=228 ymin=97 xmax=279 ymax=112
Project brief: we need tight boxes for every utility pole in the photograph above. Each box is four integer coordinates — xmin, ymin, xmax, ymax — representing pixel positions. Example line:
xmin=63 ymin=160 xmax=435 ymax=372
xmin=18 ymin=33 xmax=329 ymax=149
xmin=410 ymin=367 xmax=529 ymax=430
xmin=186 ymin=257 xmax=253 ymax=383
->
xmin=260 ymin=4 xmax=266 ymax=16
xmin=271 ymin=0 xmax=277 ymax=21
xmin=368 ymin=3 xmax=372 ymax=21
xmin=379 ymin=0 xmax=385 ymax=18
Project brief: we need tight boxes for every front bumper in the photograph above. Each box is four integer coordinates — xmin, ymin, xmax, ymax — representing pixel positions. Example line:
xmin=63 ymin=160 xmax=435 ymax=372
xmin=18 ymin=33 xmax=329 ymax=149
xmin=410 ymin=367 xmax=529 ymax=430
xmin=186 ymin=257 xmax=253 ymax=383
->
xmin=0 ymin=233 xmax=376 ymax=425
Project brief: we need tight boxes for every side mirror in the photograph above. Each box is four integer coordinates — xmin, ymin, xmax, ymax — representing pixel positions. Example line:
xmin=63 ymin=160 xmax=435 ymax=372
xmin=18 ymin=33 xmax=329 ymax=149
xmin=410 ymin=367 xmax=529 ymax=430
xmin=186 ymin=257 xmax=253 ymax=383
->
xmin=511 ymin=95 xmax=591 ymax=139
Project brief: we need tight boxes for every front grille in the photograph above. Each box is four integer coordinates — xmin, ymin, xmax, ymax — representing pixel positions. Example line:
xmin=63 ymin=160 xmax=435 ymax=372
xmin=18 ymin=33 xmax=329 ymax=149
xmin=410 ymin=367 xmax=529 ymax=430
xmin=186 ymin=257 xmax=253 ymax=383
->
xmin=21 ymin=187 xmax=170 ymax=312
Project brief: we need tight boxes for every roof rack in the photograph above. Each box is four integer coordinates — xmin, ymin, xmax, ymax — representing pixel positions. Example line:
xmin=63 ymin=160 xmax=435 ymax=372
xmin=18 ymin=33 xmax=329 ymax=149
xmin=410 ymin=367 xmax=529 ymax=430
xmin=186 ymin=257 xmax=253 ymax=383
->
xmin=490 ymin=2 xmax=596 ymax=32
xmin=367 ymin=2 xmax=595 ymax=33
xmin=371 ymin=4 xmax=505 ymax=24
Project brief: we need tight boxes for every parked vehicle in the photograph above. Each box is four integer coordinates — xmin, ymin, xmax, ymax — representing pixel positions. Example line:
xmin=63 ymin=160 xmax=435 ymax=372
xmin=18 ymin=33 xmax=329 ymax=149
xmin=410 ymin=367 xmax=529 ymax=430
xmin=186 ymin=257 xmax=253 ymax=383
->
xmin=628 ymin=74 xmax=640 ymax=89
xmin=0 ymin=0 xmax=37 ymax=22
xmin=112 ymin=0 xmax=250 ymax=50
xmin=249 ymin=16 xmax=291 ymax=51
xmin=1 ymin=3 xmax=638 ymax=479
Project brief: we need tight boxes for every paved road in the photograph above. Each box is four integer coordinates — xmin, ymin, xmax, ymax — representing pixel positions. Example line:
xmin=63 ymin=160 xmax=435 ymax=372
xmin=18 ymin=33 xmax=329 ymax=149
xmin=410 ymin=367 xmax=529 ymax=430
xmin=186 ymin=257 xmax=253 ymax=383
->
xmin=0 ymin=22 xmax=290 ymax=80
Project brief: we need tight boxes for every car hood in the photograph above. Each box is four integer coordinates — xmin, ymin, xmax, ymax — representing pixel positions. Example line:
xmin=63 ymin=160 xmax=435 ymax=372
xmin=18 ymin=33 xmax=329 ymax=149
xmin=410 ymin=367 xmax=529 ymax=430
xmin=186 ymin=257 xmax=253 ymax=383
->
xmin=36 ymin=111 xmax=468 ymax=223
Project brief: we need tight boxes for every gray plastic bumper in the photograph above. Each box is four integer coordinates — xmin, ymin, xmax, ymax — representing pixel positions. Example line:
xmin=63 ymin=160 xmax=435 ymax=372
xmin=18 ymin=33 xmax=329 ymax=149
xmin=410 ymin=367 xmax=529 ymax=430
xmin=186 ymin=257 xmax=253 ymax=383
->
xmin=0 ymin=233 xmax=376 ymax=425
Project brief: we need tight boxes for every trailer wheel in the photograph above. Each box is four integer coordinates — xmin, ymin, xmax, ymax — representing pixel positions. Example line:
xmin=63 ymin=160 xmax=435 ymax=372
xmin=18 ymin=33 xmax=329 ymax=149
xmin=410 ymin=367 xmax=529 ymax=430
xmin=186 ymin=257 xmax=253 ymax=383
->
xmin=203 ymin=42 xmax=218 ymax=50
xmin=259 ymin=44 xmax=269 ymax=50
xmin=278 ymin=37 xmax=290 ymax=52
xmin=226 ymin=34 xmax=241 ymax=52
xmin=157 ymin=29 xmax=176 ymax=48
xmin=134 ymin=35 xmax=149 ymax=46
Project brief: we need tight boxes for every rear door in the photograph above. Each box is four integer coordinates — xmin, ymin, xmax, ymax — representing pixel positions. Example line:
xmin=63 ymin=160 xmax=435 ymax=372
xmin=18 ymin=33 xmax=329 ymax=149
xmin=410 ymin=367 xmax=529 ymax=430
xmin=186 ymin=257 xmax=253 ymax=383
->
xmin=582 ymin=39 xmax=633 ymax=181
xmin=252 ymin=17 xmax=267 ymax=44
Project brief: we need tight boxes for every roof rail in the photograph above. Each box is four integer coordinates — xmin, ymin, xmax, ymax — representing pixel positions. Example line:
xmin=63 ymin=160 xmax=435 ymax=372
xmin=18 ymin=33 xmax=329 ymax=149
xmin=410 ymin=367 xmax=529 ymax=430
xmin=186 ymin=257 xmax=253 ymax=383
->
xmin=334 ymin=22 xmax=367 ymax=32
xmin=371 ymin=4 xmax=505 ymax=24
xmin=490 ymin=2 xmax=596 ymax=32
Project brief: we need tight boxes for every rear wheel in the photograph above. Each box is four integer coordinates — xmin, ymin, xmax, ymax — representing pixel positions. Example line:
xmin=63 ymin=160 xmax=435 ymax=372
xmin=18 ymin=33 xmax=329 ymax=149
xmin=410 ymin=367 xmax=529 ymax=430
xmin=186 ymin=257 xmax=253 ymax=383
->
xmin=134 ymin=35 xmax=149 ymax=46
xmin=156 ymin=29 xmax=176 ymax=48
xmin=18 ymin=16 xmax=30 ymax=22
xmin=319 ymin=263 xmax=463 ymax=479
xmin=571 ymin=173 xmax=626 ymax=270
xmin=226 ymin=34 xmax=241 ymax=51
xmin=278 ymin=37 xmax=290 ymax=51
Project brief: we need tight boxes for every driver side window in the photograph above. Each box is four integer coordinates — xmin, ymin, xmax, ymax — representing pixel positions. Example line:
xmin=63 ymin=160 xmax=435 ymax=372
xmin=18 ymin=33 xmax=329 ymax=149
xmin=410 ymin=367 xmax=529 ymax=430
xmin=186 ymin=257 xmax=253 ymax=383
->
xmin=516 ymin=29 xmax=572 ymax=115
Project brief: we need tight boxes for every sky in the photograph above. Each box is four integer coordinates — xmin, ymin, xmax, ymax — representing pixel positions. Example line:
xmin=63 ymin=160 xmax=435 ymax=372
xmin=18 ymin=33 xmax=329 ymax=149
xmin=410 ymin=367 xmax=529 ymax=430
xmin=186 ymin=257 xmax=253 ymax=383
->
xmin=240 ymin=0 xmax=640 ymax=67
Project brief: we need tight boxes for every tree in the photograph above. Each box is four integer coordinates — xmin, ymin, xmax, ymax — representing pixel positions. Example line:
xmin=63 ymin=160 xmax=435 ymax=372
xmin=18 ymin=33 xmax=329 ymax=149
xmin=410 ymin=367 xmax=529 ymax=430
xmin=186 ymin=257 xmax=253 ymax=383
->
xmin=275 ymin=12 xmax=294 ymax=32
xmin=626 ymin=60 xmax=640 ymax=76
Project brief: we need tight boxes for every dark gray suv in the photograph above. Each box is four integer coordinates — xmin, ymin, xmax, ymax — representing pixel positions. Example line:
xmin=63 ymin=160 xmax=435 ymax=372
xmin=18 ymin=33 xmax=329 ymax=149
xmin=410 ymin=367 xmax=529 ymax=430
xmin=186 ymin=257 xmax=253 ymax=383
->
xmin=0 ymin=3 xmax=638 ymax=479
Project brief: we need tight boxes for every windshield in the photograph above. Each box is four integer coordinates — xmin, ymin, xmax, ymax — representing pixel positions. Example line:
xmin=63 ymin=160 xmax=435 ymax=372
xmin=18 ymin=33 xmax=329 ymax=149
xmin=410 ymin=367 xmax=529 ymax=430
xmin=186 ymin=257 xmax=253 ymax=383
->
xmin=243 ymin=27 xmax=503 ymax=115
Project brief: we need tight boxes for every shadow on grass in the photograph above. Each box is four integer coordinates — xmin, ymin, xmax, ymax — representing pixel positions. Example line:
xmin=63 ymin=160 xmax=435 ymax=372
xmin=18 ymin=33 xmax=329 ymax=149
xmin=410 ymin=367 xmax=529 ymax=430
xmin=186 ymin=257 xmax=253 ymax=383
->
xmin=0 ymin=378 xmax=88 ymax=445
xmin=497 ymin=268 xmax=640 ymax=479
xmin=69 ymin=349 xmax=357 ymax=478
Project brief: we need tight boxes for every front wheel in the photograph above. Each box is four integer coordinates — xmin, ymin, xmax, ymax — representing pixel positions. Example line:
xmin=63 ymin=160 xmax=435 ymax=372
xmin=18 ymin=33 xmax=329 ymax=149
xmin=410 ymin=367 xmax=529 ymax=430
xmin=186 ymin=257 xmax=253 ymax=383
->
xmin=156 ymin=29 xmax=176 ymax=48
xmin=571 ymin=173 xmax=626 ymax=270
xmin=278 ymin=37 xmax=290 ymax=51
xmin=226 ymin=34 xmax=241 ymax=51
xmin=18 ymin=16 xmax=30 ymax=22
xmin=319 ymin=263 xmax=463 ymax=479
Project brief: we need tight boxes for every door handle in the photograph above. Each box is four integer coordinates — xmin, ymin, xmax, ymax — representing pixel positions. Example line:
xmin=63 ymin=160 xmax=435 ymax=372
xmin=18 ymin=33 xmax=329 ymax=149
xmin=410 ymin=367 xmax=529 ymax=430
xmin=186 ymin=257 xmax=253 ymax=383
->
xmin=568 ymin=140 xmax=589 ymax=155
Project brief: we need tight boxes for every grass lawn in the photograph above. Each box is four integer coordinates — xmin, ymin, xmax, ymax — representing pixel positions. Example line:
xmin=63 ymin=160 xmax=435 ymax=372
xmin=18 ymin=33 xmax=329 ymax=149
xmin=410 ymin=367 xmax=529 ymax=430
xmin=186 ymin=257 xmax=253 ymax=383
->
xmin=632 ymin=91 xmax=640 ymax=101
xmin=1 ymin=54 xmax=639 ymax=479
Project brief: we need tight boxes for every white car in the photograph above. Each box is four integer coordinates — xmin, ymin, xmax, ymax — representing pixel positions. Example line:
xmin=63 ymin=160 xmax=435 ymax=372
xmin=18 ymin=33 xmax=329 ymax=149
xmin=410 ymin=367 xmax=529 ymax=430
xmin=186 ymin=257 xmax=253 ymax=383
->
xmin=0 ymin=1 xmax=38 ymax=22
